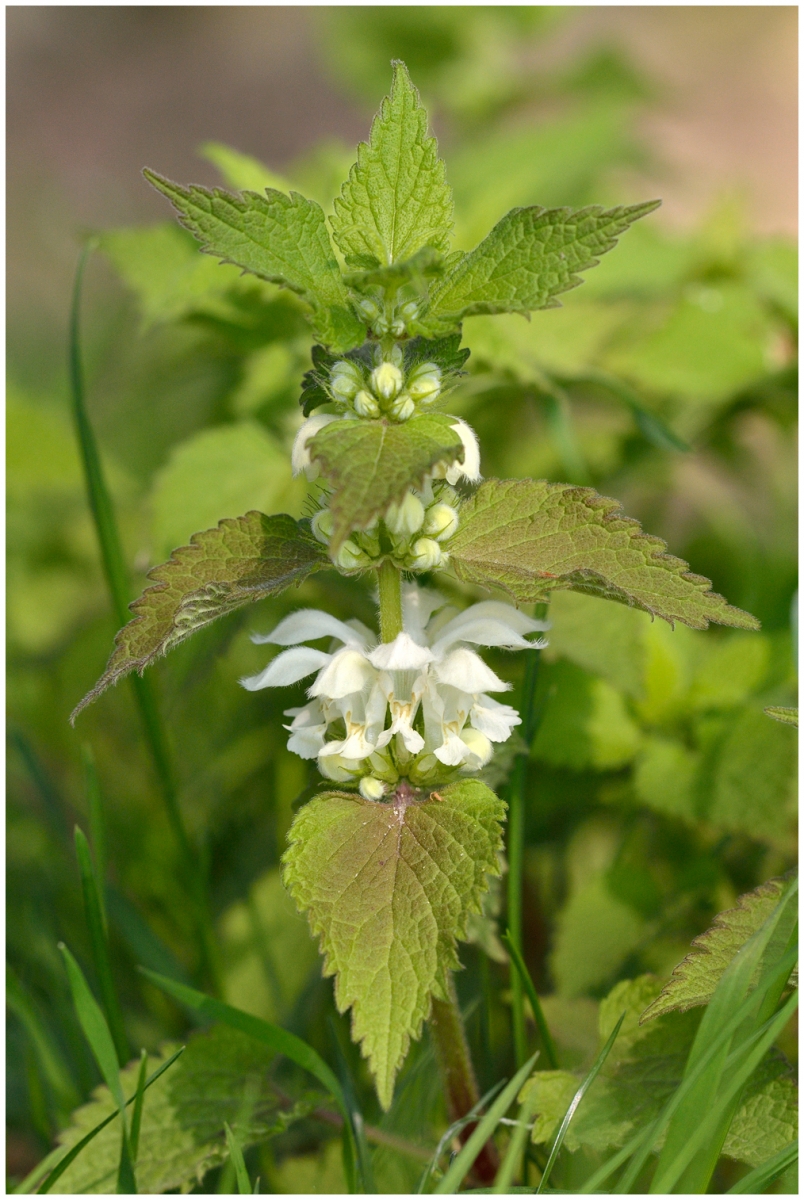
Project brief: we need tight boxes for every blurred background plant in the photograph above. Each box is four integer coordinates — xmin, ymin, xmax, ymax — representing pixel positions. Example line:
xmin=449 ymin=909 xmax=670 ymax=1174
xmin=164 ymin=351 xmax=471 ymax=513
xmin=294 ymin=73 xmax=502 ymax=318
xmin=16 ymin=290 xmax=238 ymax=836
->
xmin=7 ymin=6 xmax=797 ymax=1193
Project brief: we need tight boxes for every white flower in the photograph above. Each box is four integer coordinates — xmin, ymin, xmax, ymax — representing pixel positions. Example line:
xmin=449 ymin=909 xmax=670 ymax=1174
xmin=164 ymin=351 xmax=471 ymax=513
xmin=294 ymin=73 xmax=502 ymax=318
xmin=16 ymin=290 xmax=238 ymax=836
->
xmin=422 ymin=502 xmax=459 ymax=541
xmin=241 ymin=586 xmax=548 ymax=790
xmin=430 ymin=418 xmax=481 ymax=486
xmin=371 ymin=362 xmax=404 ymax=402
xmin=385 ymin=492 xmax=426 ymax=538
xmin=291 ymin=413 xmax=338 ymax=480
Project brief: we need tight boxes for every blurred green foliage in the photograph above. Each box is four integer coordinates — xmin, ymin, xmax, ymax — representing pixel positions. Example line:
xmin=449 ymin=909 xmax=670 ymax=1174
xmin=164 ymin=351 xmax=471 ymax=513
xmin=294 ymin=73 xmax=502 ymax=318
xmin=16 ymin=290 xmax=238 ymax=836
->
xmin=7 ymin=7 xmax=796 ymax=1192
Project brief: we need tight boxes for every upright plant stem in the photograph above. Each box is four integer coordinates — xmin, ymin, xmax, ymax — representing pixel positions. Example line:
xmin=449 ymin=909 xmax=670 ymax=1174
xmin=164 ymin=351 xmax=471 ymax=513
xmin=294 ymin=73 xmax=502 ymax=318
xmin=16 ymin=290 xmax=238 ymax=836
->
xmin=376 ymin=560 xmax=498 ymax=1183
xmin=377 ymin=558 xmax=403 ymax=642
xmin=430 ymin=977 xmax=499 ymax=1185
xmin=69 ymin=245 xmax=221 ymax=994
xmin=507 ymin=637 xmax=544 ymax=1069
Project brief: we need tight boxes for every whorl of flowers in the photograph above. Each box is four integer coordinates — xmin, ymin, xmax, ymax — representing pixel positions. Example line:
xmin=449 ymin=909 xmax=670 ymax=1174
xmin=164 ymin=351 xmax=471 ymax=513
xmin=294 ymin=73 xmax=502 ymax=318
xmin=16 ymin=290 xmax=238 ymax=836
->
xmin=242 ymin=585 xmax=548 ymax=799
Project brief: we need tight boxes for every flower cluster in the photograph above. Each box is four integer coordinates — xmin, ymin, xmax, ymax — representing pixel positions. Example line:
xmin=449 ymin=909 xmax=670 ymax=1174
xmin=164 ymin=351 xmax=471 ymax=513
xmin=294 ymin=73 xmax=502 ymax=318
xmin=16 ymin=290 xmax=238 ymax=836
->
xmin=242 ymin=585 xmax=547 ymax=799
xmin=328 ymin=344 xmax=442 ymax=423
xmin=292 ymin=410 xmax=481 ymax=573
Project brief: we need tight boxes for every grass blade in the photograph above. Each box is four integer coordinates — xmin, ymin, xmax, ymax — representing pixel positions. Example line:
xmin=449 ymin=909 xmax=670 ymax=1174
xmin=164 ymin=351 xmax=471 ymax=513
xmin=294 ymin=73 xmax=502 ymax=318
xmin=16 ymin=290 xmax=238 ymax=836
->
xmin=328 ymin=1016 xmax=374 ymax=1193
xmin=434 ymin=1053 xmax=539 ymax=1194
xmin=649 ymin=990 xmax=799 ymax=1194
xmin=492 ymin=1091 xmax=538 ymax=1193
xmin=129 ymin=1050 xmax=148 ymax=1162
xmin=68 ymin=244 xmax=221 ymax=997
xmin=6 ymin=968 xmax=80 ymax=1118
xmin=503 ymin=933 xmax=559 ymax=1070
xmin=417 ymin=1081 xmax=506 ymax=1193
xmin=537 ymin=1012 xmax=626 ymax=1194
xmin=578 ymin=1128 xmax=647 ymax=1194
xmin=569 ymin=369 xmax=689 ymax=452
xmin=726 ymin=1141 xmax=797 ymax=1194
xmin=224 ymin=1122 xmax=252 ymax=1195
xmin=35 ymin=1046 xmax=185 ymax=1194
xmin=82 ymin=745 xmax=107 ymax=926
xmin=648 ymin=882 xmax=797 ymax=1191
xmin=138 ymin=968 xmax=362 ymax=1189
xmin=613 ymin=941 xmax=798 ymax=1193
xmin=74 ymin=827 xmax=129 ymax=1066
xmin=58 ymin=943 xmax=127 ymax=1112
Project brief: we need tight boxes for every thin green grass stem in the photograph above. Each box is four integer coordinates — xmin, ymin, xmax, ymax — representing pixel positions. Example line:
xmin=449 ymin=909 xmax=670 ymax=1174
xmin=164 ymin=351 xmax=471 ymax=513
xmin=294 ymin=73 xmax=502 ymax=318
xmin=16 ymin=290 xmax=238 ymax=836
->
xmin=726 ymin=1141 xmax=798 ymax=1194
xmin=68 ymin=244 xmax=220 ymax=996
xmin=502 ymin=933 xmax=558 ymax=1070
xmin=537 ymin=1011 xmax=625 ymax=1194
xmin=507 ymin=643 xmax=543 ymax=1069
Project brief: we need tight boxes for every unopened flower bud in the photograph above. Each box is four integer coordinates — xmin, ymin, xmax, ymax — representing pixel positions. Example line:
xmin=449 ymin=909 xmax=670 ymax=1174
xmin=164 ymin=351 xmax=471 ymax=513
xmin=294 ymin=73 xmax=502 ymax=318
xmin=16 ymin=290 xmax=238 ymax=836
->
xmin=390 ymin=319 xmax=406 ymax=337
xmin=385 ymin=492 xmax=425 ymax=538
xmin=422 ymin=502 xmax=459 ymax=541
xmin=354 ymin=389 xmax=380 ymax=418
xmin=372 ymin=316 xmax=390 ymax=336
xmin=461 ymin=727 xmax=493 ymax=766
xmin=359 ymin=776 xmax=386 ymax=801
xmin=334 ymin=539 xmax=370 ymax=571
xmin=311 ymin=507 xmax=334 ymax=544
xmin=409 ymin=537 xmax=444 ymax=571
xmin=407 ymin=362 xmax=442 ymax=403
xmin=389 ymin=344 xmax=404 ymax=367
xmin=398 ymin=300 xmax=419 ymax=322
xmin=371 ymin=362 xmax=404 ymax=402
xmin=389 ymin=394 xmax=415 ymax=421
xmin=357 ymin=298 xmax=380 ymax=322
xmin=330 ymin=360 xmax=363 ymax=402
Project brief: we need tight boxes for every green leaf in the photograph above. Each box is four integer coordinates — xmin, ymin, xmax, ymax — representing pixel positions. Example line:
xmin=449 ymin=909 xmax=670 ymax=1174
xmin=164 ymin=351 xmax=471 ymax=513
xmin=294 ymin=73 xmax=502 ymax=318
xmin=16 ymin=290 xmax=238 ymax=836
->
xmin=721 ymin=1053 xmax=798 ymax=1169
xmin=634 ymin=736 xmax=700 ymax=823
xmin=282 ymin=779 xmax=506 ymax=1109
xmin=309 ymin=413 xmax=465 ymax=552
xmin=445 ymin=478 xmax=760 ymax=630
xmin=143 ymin=170 xmax=364 ymax=351
xmin=51 ymin=1029 xmax=312 ymax=1195
xmin=641 ymin=875 xmax=797 ymax=1022
xmin=343 ymin=244 xmax=447 ymax=292
xmin=549 ymin=877 xmax=647 ymax=999
xmin=330 ymin=61 xmax=453 ymax=266
xmin=726 ymin=1141 xmax=798 ymax=1194
xmin=707 ymin=709 xmax=797 ymax=842
xmin=148 ymin=422 xmax=298 ymax=561
xmin=33 ymin=1048 xmax=185 ymax=1195
xmin=532 ymin=660 xmax=641 ymax=771
xmin=138 ymin=969 xmax=364 ymax=1190
xmin=544 ymin=590 xmax=649 ymax=700
xmin=71 ymin=512 xmax=328 ymax=720
xmin=416 ymin=202 xmax=660 ymax=335
xmin=764 ymin=705 xmax=798 ymax=726
xmin=199 ymin=141 xmax=291 ymax=194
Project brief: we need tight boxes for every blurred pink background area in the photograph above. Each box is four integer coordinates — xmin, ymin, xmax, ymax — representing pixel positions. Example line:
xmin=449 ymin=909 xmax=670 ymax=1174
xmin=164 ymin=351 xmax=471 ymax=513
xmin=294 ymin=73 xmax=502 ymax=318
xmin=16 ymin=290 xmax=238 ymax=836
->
xmin=7 ymin=6 xmax=797 ymax=369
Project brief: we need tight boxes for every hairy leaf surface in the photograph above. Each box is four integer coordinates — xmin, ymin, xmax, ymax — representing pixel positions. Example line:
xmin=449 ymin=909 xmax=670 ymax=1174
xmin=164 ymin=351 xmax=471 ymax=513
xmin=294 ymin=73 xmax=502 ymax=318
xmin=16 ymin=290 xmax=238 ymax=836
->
xmin=445 ymin=479 xmax=760 ymax=630
xmin=309 ymin=414 xmax=464 ymax=551
xmin=415 ymin=202 xmax=660 ymax=334
xmin=54 ymin=1027 xmax=314 ymax=1194
xmin=72 ymin=513 xmax=328 ymax=719
xmin=522 ymin=976 xmax=796 ymax=1167
xmin=641 ymin=876 xmax=797 ymax=1022
xmin=330 ymin=61 xmax=453 ymax=266
xmin=282 ymin=780 xmax=506 ymax=1109
xmin=143 ymin=171 xmax=364 ymax=350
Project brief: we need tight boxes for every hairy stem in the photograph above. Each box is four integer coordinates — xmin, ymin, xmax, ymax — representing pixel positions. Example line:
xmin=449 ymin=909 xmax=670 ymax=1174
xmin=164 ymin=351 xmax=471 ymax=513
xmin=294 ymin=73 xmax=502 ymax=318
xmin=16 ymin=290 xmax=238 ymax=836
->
xmin=430 ymin=976 xmax=499 ymax=1185
xmin=377 ymin=558 xmax=403 ymax=642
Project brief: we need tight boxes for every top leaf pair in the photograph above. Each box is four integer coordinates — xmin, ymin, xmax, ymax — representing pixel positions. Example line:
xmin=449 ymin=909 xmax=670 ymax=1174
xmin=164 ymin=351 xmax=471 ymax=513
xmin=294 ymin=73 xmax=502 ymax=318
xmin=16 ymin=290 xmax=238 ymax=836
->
xmin=144 ymin=62 xmax=659 ymax=353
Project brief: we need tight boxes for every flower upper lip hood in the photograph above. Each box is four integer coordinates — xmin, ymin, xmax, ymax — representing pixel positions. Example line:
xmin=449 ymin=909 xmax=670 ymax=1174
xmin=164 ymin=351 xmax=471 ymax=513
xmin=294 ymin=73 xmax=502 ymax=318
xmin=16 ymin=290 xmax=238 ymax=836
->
xmin=240 ymin=584 xmax=548 ymax=786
